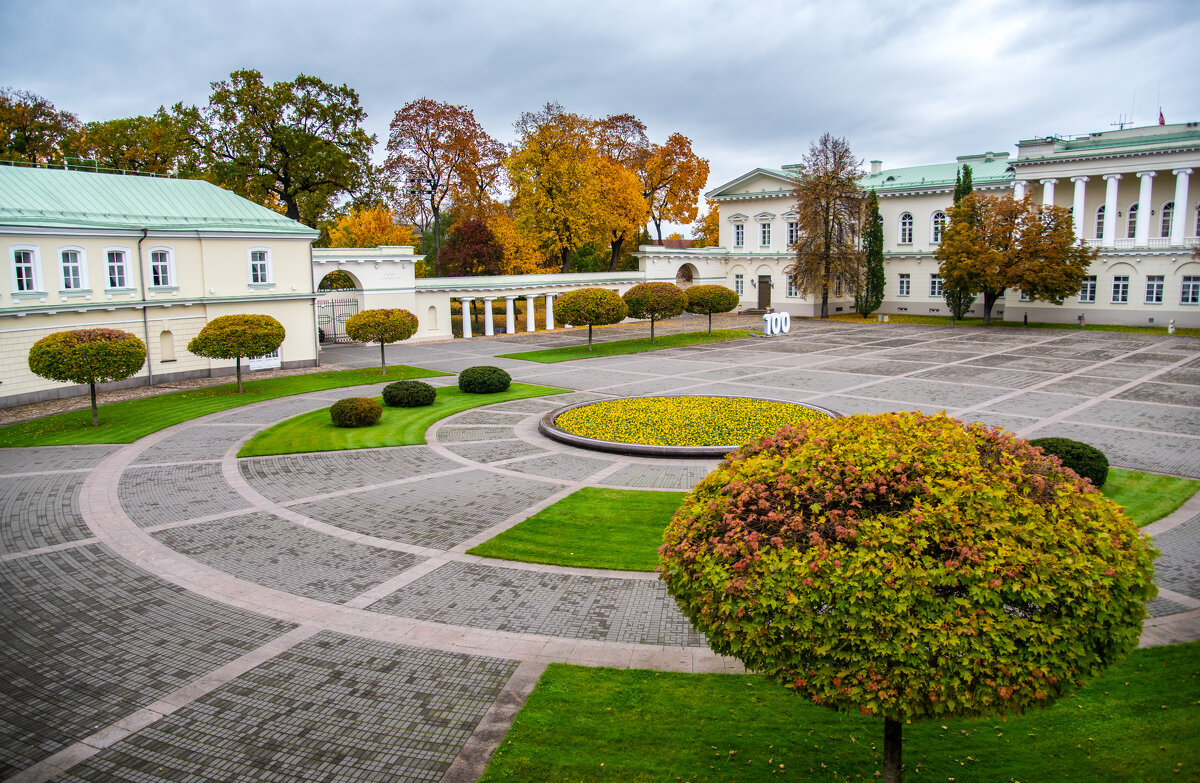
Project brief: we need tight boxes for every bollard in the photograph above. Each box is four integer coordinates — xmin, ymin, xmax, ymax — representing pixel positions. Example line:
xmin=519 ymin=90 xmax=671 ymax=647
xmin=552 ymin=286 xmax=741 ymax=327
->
xmin=1023 ymin=312 xmax=1028 ymax=327
xmin=1168 ymin=319 xmax=1176 ymax=335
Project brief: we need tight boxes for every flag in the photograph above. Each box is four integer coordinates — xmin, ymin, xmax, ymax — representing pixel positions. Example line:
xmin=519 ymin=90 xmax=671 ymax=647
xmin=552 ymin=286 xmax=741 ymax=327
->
xmin=1159 ymin=109 xmax=1166 ymax=126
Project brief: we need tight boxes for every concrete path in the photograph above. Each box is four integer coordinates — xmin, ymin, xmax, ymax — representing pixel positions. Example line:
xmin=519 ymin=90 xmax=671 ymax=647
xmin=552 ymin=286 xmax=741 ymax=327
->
xmin=2 ymin=316 xmax=1197 ymax=782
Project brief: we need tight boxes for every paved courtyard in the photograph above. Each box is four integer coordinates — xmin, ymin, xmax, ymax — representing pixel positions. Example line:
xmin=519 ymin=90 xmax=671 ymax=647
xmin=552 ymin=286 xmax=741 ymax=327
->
xmin=2 ymin=316 xmax=1198 ymax=782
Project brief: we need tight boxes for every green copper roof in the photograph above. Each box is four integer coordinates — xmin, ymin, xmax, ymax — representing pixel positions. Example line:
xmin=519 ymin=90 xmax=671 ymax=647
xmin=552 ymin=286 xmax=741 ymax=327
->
xmin=859 ymin=156 xmax=1014 ymax=192
xmin=0 ymin=165 xmax=318 ymax=235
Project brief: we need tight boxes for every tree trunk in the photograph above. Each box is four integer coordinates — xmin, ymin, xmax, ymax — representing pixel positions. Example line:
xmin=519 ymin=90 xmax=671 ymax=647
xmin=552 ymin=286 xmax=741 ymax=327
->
xmin=708 ymin=311 xmax=713 ymax=335
xmin=560 ymin=246 xmax=571 ymax=273
xmin=982 ymin=289 xmax=1003 ymax=325
xmin=89 ymin=381 xmax=99 ymax=427
xmin=650 ymin=316 xmax=656 ymax=344
xmin=653 ymin=219 xmax=663 ymax=242
xmin=379 ymin=341 xmax=387 ymax=374
xmin=883 ymin=718 xmax=902 ymax=783
xmin=587 ymin=324 xmax=593 ymax=351
xmin=609 ymin=230 xmax=625 ymax=272
xmin=235 ymin=357 xmax=243 ymax=393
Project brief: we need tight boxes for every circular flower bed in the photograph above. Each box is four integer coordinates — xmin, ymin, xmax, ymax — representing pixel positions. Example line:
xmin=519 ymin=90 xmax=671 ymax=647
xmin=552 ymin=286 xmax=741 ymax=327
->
xmin=540 ymin=395 xmax=838 ymax=457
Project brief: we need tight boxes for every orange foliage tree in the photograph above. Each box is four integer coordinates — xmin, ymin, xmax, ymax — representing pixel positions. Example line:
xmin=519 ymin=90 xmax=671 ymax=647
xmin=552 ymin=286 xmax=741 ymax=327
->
xmin=328 ymin=204 xmax=416 ymax=248
xmin=691 ymin=199 xmax=721 ymax=247
xmin=642 ymin=132 xmax=709 ymax=242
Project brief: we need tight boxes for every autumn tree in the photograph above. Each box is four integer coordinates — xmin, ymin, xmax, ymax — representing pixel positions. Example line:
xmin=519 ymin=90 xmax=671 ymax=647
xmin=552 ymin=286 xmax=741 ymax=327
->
xmin=28 ymin=329 xmax=146 ymax=426
xmin=623 ymin=282 xmax=687 ymax=343
xmin=0 ymin=88 xmax=81 ymax=164
xmin=936 ymin=193 xmax=1097 ymax=324
xmin=178 ymin=70 xmax=373 ymax=227
xmin=76 ymin=109 xmax=196 ymax=175
xmin=691 ymin=200 xmax=721 ymax=247
xmin=440 ymin=219 xmax=505 ymax=277
xmin=854 ymin=190 xmax=885 ymax=318
xmin=344 ymin=309 xmax=418 ymax=373
xmin=385 ymin=98 xmax=502 ymax=276
xmin=328 ymin=204 xmax=416 ymax=248
xmin=553 ymin=288 xmax=628 ymax=351
xmin=317 ymin=270 xmax=358 ymax=291
xmin=788 ymin=133 xmax=866 ymax=318
xmin=943 ymin=164 xmax=977 ymax=321
xmin=641 ymin=133 xmax=710 ymax=242
xmin=187 ymin=314 xmax=285 ymax=393
xmin=684 ymin=285 xmax=739 ymax=334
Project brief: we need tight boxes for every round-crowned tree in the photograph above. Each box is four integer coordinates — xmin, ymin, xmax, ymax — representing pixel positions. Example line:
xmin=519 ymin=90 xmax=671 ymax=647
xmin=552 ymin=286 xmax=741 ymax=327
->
xmin=187 ymin=314 xmax=285 ymax=393
xmin=344 ymin=308 xmax=418 ymax=374
xmin=553 ymin=288 xmax=628 ymax=351
xmin=660 ymin=412 xmax=1156 ymax=783
xmin=622 ymin=282 xmax=687 ymax=344
xmin=684 ymin=284 xmax=739 ymax=335
xmin=28 ymin=328 xmax=147 ymax=426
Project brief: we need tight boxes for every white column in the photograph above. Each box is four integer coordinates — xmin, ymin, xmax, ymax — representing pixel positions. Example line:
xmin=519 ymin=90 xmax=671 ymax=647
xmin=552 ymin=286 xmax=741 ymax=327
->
xmin=460 ymin=297 xmax=474 ymax=338
xmin=1013 ymin=180 xmax=1027 ymax=200
xmin=482 ymin=296 xmax=496 ymax=336
xmin=504 ymin=296 xmax=517 ymax=334
xmin=1071 ymin=176 xmax=1089 ymax=239
xmin=1102 ymin=174 xmax=1121 ymax=246
xmin=1041 ymin=178 xmax=1058 ymax=207
xmin=1171 ymin=168 xmax=1192 ymax=246
xmin=1134 ymin=171 xmax=1156 ymax=245
xmin=525 ymin=295 xmax=537 ymax=332
xmin=544 ymin=293 xmax=555 ymax=330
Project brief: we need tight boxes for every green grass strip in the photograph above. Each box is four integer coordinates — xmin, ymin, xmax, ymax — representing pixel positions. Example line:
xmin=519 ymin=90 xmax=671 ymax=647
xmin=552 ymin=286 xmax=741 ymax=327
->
xmin=467 ymin=488 xmax=686 ymax=571
xmin=829 ymin=312 xmax=1200 ymax=336
xmin=481 ymin=641 xmax=1199 ymax=782
xmin=1102 ymin=468 xmax=1199 ymax=527
xmin=496 ymin=329 xmax=757 ymax=363
xmin=0 ymin=365 xmax=451 ymax=447
xmin=238 ymin=383 xmax=566 ymax=457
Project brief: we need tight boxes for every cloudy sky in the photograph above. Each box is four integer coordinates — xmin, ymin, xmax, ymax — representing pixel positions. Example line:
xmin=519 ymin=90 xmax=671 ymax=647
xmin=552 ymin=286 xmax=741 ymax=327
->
xmin=3 ymin=0 xmax=1197 ymax=222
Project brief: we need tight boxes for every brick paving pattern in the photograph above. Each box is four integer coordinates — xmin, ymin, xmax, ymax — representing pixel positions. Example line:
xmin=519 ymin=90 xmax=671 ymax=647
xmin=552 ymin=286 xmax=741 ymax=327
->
xmin=0 ymin=473 xmax=91 ymax=554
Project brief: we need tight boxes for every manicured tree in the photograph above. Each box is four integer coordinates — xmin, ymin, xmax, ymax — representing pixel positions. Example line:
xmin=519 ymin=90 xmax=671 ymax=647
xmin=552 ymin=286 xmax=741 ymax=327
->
xmin=27 ymin=328 xmax=146 ymax=426
xmin=854 ymin=189 xmax=885 ymax=318
xmin=344 ymin=308 xmax=418 ymax=375
xmin=187 ymin=314 xmax=285 ymax=394
xmin=684 ymin=285 xmax=739 ymax=334
xmin=660 ymin=412 xmax=1156 ymax=783
xmin=553 ymin=287 xmax=628 ymax=351
xmin=622 ymin=282 xmax=687 ymax=344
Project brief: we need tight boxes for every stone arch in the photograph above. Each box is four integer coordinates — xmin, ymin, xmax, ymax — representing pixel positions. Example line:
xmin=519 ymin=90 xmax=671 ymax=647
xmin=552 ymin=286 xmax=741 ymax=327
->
xmin=317 ymin=268 xmax=363 ymax=291
xmin=675 ymin=263 xmax=698 ymax=289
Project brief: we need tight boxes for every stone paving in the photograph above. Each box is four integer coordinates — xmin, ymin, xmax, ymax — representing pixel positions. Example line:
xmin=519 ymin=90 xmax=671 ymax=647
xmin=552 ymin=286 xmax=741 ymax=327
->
xmin=1 ymin=316 xmax=1198 ymax=782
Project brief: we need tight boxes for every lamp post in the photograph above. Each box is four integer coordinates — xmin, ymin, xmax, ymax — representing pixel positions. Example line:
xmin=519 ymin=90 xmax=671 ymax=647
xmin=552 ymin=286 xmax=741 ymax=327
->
xmin=405 ymin=177 xmax=437 ymax=275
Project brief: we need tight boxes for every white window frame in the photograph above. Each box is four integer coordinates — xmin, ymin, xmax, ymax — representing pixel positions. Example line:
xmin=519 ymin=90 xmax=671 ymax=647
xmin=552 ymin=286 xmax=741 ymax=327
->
xmin=931 ymin=211 xmax=947 ymax=244
xmin=1095 ymin=205 xmax=1105 ymax=239
xmin=1126 ymin=203 xmax=1138 ymax=238
xmin=929 ymin=274 xmax=943 ymax=298
xmin=1079 ymin=276 xmax=1097 ymax=303
xmin=898 ymin=273 xmax=911 ymax=297
xmin=58 ymin=245 xmax=89 ymax=292
xmin=1160 ymin=202 xmax=1174 ymax=238
xmin=786 ymin=220 xmax=798 ymax=246
xmin=1145 ymin=275 xmax=1164 ymax=304
xmin=899 ymin=213 xmax=913 ymax=244
xmin=834 ymin=278 xmax=843 ymax=298
xmin=1112 ymin=275 xmax=1129 ymax=304
xmin=10 ymin=244 xmax=43 ymax=294
xmin=759 ymin=221 xmax=771 ymax=247
xmin=148 ymin=246 xmax=176 ymax=289
xmin=786 ymin=276 xmax=798 ymax=297
xmin=248 ymin=247 xmax=273 ymax=285
xmin=1019 ymin=289 xmax=1031 ymax=301
xmin=104 ymin=246 xmax=133 ymax=290
xmin=1182 ymin=276 xmax=1199 ymax=305
xmin=734 ymin=273 xmax=744 ymax=296
xmin=733 ymin=223 xmax=745 ymax=248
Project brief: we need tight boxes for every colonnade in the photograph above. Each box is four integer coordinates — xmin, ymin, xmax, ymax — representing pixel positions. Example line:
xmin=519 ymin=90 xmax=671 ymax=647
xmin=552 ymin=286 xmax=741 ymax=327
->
xmin=458 ymin=292 xmax=556 ymax=339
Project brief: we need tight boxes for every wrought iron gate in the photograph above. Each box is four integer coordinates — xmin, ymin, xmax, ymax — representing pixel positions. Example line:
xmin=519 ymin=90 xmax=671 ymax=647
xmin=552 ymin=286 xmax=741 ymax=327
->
xmin=316 ymin=295 xmax=360 ymax=344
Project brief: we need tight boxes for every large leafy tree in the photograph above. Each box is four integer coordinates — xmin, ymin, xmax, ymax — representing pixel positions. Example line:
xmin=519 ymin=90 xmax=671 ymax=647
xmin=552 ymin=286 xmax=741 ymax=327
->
xmin=0 ymin=87 xmax=81 ymax=164
xmin=440 ymin=219 xmax=505 ymax=277
xmin=855 ymin=189 xmax=885 ymax=318
xmin=328 ymin=204 xmax=416 ymax=248
xmin=622 ymin=282 xmax=687 ymax=343
xmin=641 ymin=132 xmax=710 ymax=242
xmin=28 ymin=329 xmax=146 ymax=426
xmin=943 ymin=164 xmax=978 ymax=321
xmin=187 ymin=314 xmax=286 ymax=393
xmin=788 ymin=133 xmax=866 ymax=318
xmin=690 ymin=200 xmax=721 ymax=247
xmin=936 ymin=193 xmax=1097 ymax=324
xmin=344 ymin=309 xmax=418 ymax=374
xmin=179 ymin=70 xmax=374 ymax=227
xmin=385 ymin=98 xmax=502 ymax=276
xmin=77 ymin=109 xmax=197 ymax=175
xmin=553 ymin=288 xmax=628 ymax=350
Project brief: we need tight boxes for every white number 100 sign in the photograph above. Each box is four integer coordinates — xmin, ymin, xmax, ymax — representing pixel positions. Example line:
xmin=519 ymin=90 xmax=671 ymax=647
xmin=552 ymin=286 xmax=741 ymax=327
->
xmin=762 ymin=311 xmax=791 ymax=336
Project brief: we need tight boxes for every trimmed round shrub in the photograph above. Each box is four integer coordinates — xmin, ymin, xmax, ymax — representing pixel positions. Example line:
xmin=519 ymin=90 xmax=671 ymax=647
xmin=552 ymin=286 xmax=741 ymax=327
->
xmin=383 ymin=380 xmax=436 ymax=408
xmin=1030 ymin=437 xmax=1109 ymax=487
xmin=329 ymin=397 xmax=382 ymax=427
xmin=458 ymin=365 xmax=511 ymax=394
xmin=28 ymin=328 xmax=147 ymax=426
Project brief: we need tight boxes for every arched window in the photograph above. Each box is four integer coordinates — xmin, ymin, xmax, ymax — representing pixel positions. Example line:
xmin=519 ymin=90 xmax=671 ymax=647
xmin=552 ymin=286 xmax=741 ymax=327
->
xmin=1126 ymin=203 xmax=1138 ymax=238
xmin=1095 ymin=205 xmax=1105 ymax=239
xmin=931 ymin=211 xmax=947 ymax=243
xmin=899 ymin=213 xmax=913 ymax=244
xmin=1161 ymin=202 xmax=1174 ymax=237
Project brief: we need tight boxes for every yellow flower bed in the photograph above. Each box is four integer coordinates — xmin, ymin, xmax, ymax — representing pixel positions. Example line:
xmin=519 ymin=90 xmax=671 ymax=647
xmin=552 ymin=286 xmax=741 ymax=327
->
xmin=554 ymin=396 xmax=831 ymax=447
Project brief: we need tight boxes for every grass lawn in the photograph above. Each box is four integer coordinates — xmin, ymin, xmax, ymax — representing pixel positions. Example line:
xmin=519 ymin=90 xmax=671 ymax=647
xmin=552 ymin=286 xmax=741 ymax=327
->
xmin=238 ymin=383 xmax=566 ymax=457
xmin=827 ymin=312 xmax=1200 ymax=337
xmin=481 ymin=641 xmax=1198 ymax=782
xmin=496 ymin=329 xmax=757 ymax=363
xmin=467 ymin=488 xmax=687 ymax=571
xmin=0 ymin=365 xmax=449 ymax=447
xmin=1103 ymin=468 xmax=1200 ymax=527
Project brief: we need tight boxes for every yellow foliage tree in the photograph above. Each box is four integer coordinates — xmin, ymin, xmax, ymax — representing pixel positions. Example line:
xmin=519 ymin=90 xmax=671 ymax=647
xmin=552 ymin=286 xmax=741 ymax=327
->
xmin=691 ymin=200 xmax=721 ymax=247
xmin=486 ymin=212 xmax=552 ymax=275
xmin=642 ymin=133 xmax=709 ymax=242
xmin=328 ymin=204 xmax=416 ymax=248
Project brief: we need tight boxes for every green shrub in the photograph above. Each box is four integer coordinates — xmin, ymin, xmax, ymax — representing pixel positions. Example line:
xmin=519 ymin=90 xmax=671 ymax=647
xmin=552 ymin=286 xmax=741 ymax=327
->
xmin=1030 ymin=437 xmax=1109 ymax=487
xmin=329 ymin=397 xmax=382 ymax=427
xmin=458 ymin=365 xmax=511 ymax=394
xmin=382 ymin=380 xmax=436 ymax=408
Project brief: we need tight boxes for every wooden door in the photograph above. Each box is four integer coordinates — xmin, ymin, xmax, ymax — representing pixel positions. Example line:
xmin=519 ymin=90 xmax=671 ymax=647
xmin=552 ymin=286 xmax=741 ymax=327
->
xmin=757 ymin=276 xmax=772 ymax=309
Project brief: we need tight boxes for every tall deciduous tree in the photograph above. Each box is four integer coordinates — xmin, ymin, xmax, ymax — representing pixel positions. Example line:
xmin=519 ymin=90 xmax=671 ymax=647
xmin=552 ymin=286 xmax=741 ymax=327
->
xmin=385 ymin=98 xmax=502 ymax=276
xmin=936 ymin=193 xmax=1097 ymax=325
xmin=641 ymin=133 xmax=710 ymax=242
xmin=440 ymin=219 xmax=505 ymax=277
xmin=328 ymin=204 xmax=416 ymax=248
xmin=788 ymin=133 xmax=866 ymax=318
xmin=855 ymin=189 xmax=885 ymax=318
xmin=27 ymin=329 xmax=146 ymax=426
xmin=0 ymin=88 xmax=81 ymax=164
xmin=179 ymin=70 xmax=374 ymax=228
xmin=77 ymin=109 xmax=196 ymax=175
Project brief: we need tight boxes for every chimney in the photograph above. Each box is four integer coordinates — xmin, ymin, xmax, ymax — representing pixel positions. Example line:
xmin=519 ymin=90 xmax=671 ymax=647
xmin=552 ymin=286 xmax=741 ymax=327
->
xmin=870 ymin=160 xmax=882 ymax=175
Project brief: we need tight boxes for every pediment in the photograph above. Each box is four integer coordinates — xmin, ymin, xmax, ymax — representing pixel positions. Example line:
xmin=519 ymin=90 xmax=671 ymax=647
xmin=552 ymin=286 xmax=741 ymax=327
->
xmin=707 ymin=168 xmax=797 ymax=199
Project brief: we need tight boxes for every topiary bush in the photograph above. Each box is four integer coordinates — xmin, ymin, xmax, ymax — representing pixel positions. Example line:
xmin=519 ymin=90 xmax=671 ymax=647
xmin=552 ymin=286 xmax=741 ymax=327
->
xmin=187 ymin=314 xmax=285 ymax=393
xmin=622 ymin=282 xmax=687 ymax=344
xmin=28 ymin=328 xmax=147 ymax=427
xmin=329 ymin=397 xmax=382 ymax=427
xmin=344 ymin=308 xmax=419 ymax=374
xmin=684 ymin=284 xmax=740 ymax=335
xmin=458 ymin=365 xmax=511 ymax=394
xmin=1030 ymin=437 xmax=1109 ymax=488
xmin=553 ymin=288 xmax=628 ymax=351
xmin=660 ymin=412 xmax=1156 ymax=782
xmin=382 ymin=380 xmax=436 ymax=408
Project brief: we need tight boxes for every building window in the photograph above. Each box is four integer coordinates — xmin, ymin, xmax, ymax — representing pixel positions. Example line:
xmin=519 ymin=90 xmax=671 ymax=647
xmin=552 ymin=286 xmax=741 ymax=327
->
xmin=759 ymin=222 xmax=771 ymax=247
xmin=786 ymin=221 xmax=798 ymax=246
xmin=1195 ymin=205 xmax=1200 ymax=236
xmin=1182 ymin=276 xmax=1199 ymax=305
xmin=899 ymin=213 xmax=913 ymax=244
xmin=1095 ymin=205 xmax=1105 ymax=239
xmin=249 ymin=248 xmax=272 ymax=284
xmin=1145 ymin=275 xmax=1164 ymax=304
xmin=834 ymin=278 xmax=843 ymax=297
xmin=733 ymin=223 xmax=744 ymax=248
xmin=1161 ymin=202 xmax=1174 ymax=237
xmin=734 ymin=273 xmax=744 ymax=296
xmin=1112 ymin=275 xmax=1129 ymax=303
xmin=931 ymin=211 xmax=947 ymax=243
xmin=60 ymin=248 xmax=85 ymax=290
xmin=12 ymin=247 xmax=40 ymax=292
xmin=106 ymin=250 xmax=129 ymax=289
xmin=929 ymin=275 xmax=943 ymax=297
xmin=1079 ymin=276 xmax=1096 ymax=303
xmin=1019 ymin=290 xmax=1031 ymax=301
xmin=150 ymin=248 xmax=174 ymax=287
xmin=786 ymin=276 xmax=798 ymax=297
xmin=898 ymin=273 xmax=911 ymax=297
xmin=1126 ymin=203 xmax=1138 ymax=238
